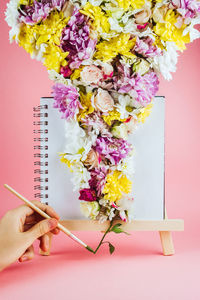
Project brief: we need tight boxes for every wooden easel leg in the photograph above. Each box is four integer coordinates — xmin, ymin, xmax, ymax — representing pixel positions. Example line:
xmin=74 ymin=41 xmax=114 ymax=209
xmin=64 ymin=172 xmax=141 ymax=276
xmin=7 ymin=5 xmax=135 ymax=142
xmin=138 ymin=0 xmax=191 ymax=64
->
xmin=159 ymin=231 xmax=175 ymax=256
xmin=39 ymin=232 xmax=53 ymax=256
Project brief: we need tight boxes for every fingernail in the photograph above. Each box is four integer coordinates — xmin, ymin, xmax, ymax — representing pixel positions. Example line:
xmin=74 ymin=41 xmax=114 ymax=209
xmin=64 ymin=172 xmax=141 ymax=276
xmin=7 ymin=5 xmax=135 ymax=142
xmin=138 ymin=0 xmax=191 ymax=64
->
xmin=21 ymin=256 xmax=28 ymax=262
xmin=48 ymin=218 xmax=57 ymax=230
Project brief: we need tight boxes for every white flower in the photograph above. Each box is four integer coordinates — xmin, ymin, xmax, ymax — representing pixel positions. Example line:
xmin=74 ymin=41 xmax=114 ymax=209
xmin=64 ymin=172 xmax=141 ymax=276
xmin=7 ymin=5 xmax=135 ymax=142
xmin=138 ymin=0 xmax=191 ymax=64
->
xmin=64 ymin=120 xmax=97 ymax=162
xmin=48 ymin=70 xmax=71 ymax=85
xmin=183 ymin=17 xmax=200 ymax=42
xmin=111 ymin=123 xmax=128 ymax=139
xmin=116 ymin=196 xmax=135 ymax=221
xmin=152 ymin=42 xmax=178 ymax=81
xmin=71 ymin=162 xmax=91 ymax=191
xmin=80 ymin=201 xmax=100 ymax=219
xmin=115 ymin=94 xmax=139 ymax=119
xmin=5 ymin=0 xmax=21 ymax=42
xmin=111 ymin=152 xmax=135 ymax=180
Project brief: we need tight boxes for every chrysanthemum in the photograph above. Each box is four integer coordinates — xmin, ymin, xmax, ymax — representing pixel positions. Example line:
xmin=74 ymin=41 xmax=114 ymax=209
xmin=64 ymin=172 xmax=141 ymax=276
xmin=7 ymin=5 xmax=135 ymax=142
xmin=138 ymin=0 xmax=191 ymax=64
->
xmin=95 ymin=33 xmax=136 ymax=62
xmin=89 ymin=167 xmax=108 ymax=197
xmin=154 ymin=9 xmax=190 ymax=50
xmin=52 ymin=82 xmax=82 ymax=120
xmin=134 ymin=37 xmax=162 ymax=58
xmin=18 ymin=0 xmax=65 ymax=25
xmin=60 ymin=7 xmax=97 ymax=69
xmin=95 ymin=136 xmax=132 ymax=165
xmin=103 ymin=170 xmax=132 ymax=202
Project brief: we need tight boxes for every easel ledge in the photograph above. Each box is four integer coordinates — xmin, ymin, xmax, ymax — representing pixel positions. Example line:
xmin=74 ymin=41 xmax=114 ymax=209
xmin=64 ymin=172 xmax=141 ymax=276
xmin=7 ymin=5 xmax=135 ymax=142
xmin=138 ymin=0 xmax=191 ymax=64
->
xmin=42 ymin=217 xmax=184 ymax=256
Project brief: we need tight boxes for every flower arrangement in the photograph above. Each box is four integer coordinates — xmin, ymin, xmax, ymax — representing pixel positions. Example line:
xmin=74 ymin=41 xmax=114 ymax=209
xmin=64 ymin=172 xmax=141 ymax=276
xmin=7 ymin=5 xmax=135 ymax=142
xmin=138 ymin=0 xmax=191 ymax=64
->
xmin=5 ymin=0 xmax=200 ymax=253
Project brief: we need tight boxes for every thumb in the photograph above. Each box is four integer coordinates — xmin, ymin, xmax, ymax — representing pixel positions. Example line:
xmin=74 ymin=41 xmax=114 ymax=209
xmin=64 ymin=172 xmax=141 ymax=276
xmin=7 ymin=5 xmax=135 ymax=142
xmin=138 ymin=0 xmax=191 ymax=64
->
xmin=27 ymin=218 xmax=58 ymax=241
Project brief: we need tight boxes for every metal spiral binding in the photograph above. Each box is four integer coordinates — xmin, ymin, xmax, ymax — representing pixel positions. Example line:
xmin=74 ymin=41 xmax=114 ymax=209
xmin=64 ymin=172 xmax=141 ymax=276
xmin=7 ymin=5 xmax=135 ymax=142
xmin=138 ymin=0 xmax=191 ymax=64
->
xmin=33 ymin=104 xmax=49 ymax=200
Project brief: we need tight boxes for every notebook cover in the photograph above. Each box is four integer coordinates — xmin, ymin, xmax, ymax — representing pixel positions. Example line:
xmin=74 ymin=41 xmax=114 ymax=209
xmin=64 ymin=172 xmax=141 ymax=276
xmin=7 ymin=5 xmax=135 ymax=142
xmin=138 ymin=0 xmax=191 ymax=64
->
xmin=34 ymin=96 xmax=165 ymax=220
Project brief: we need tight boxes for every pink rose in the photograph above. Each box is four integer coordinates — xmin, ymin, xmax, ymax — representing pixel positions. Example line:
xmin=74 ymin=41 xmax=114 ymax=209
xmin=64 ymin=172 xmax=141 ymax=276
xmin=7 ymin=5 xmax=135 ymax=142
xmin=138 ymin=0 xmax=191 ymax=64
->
xmin=134 ymin=7 xmax=151 ymax=24
xmin=80 ymin=65 xmax=104 ymax=85
xmin=92 ymin=89 xmax=114 ymax=112
xmin=84 ymin=149 xmax=99 ymax=169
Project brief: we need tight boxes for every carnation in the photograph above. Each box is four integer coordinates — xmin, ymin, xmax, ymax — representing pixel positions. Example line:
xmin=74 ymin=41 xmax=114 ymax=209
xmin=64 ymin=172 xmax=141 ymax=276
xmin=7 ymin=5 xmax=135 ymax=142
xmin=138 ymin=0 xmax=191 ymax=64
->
xmin=79 ymin=188 xmax=97 ymax=202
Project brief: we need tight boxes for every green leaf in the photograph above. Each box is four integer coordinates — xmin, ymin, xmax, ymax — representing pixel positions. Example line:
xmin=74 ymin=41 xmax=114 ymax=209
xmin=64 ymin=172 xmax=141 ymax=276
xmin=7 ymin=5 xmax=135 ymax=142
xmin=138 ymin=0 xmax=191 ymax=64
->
xmin=108 ymin=243 xmax=115 ymax=255
xmin=111 ymin=223 xmax=123 ymax=234
xmin=111 ymin=223 xmax=130 ymax=235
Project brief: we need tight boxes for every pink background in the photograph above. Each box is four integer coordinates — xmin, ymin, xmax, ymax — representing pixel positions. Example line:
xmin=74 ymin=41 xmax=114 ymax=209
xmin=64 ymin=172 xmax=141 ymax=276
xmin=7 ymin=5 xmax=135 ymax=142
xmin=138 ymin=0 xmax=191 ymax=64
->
xmin=0 ymin=1 xmax=200 ymax=299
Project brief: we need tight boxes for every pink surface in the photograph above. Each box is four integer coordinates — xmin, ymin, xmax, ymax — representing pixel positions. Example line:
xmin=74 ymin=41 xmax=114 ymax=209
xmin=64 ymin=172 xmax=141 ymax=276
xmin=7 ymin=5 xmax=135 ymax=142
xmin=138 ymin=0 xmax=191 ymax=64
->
xmin=0 ymin=1 xmax=200 ymax=299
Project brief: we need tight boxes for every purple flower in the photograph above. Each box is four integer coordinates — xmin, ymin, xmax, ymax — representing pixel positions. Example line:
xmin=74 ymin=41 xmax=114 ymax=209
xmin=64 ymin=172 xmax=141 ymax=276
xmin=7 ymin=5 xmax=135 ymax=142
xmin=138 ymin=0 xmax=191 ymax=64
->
xmin=60 ymin=8 xmax=97 ymax=69
xmin=95 ymin=137 xmax=132 ymax=165
xmin=79 ymin=188 xmax=97 ymax=202
xmin=89 ymin=167 xmax=108 ymax=197
xmin=19 ymin=0 xmax=65 ymax=24
xmin=114 ymin=66 xmax=159 ymax=106
xmin=52 ymin=83 xmax=82 ymax=120
xmin=134 ymin=37 xmax=162 ymax=58
xmin=172 ymin=0 xmax=200 ymax=20
xmin=134 ymin=72 xmax=159 ymax=106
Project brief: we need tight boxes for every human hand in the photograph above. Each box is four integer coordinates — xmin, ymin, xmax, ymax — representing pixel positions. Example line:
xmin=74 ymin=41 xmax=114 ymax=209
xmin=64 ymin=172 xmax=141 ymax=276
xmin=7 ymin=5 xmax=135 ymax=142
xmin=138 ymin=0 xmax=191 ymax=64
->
xmin=0 ymin=201 xmax=60 ymax=271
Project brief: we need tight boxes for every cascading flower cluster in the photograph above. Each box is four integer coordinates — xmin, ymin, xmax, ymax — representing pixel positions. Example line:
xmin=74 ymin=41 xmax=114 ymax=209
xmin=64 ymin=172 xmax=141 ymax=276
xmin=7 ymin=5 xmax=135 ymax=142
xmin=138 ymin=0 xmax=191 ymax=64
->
xmin=5 ymin=0 xmax=200 ymax=227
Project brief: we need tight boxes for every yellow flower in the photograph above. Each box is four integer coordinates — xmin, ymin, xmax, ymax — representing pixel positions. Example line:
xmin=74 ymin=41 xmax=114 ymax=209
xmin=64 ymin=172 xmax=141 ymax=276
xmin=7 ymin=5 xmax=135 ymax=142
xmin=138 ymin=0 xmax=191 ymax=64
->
xmin=102 ymin=110 xmax=126 ymax=126
xmin=154 ymin=10 xmax=190 ymax=51
xmin=43 ymin=44 xmax=68 ymax=72
xmin=70 ymin=68 xmax=83 ymax=80
xmin=95 ymin=33 xmax=136 ymax=62
xmin=103 ymin=170 xmax=132 ymax=202
xmin=18 ymin=24 xmax=36 ymax=55
xmin=80 ymin=3 xmax=110 ymax=33
xmin=116 ymin=0 xmax=145 ymax=11
xmin=137 ymin=102 xmax=153 ymax=123
xmin=59 ymin=153 xmax=73 ymax=171
xmin=77 ymin=92 xmax=94 ymax=121
xmin=35 ymin=11 xmax=69 ymax=46
xmin=18 ymin=11 xmax=69 ymax=72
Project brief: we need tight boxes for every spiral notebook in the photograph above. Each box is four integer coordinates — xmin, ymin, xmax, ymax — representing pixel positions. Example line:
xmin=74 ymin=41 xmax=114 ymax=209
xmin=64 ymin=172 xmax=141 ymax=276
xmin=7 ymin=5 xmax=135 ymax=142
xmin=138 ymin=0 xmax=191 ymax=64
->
xmin=33 ymin=96 xmax=165 ymax=220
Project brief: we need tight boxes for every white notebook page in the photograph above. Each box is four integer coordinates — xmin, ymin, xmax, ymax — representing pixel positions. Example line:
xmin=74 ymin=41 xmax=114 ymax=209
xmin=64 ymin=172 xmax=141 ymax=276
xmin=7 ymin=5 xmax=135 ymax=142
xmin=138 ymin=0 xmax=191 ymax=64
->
xmin=39 ymin=96 xmax=165 ymax=220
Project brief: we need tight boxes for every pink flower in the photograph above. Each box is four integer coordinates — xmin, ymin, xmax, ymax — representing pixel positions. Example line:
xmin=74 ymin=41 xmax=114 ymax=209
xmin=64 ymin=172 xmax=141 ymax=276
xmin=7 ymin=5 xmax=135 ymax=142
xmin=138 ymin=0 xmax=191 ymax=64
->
xmin=19 ymin=0 xmax=65 ymax=24
xmin=79 ymin=189 xmax=97 ymax=201
xmin=134 ymin=37 xmax=162 ymax=58
xmin=52 ymin=83 xmax=82 ymax=120
xmin=89 ymin=167 xmax=108 ymax=197
xmin=95 ymin=137 xmax=132 ymax=165
xmin=60 ymin=8 xmax=97 ymax=69
xmin=80 ymin=65 xmax=104 ymax=85
xmin=92 ymin=89 xmax=114 ymax=112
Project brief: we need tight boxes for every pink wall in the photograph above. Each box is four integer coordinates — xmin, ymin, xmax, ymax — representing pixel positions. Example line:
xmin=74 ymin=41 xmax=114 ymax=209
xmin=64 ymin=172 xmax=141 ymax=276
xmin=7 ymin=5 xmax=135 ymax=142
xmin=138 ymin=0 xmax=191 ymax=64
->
xmin=0 ymin=0 xmax=200 ymax=236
